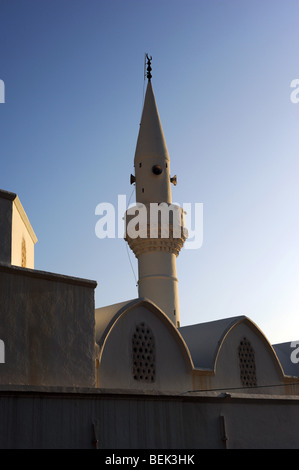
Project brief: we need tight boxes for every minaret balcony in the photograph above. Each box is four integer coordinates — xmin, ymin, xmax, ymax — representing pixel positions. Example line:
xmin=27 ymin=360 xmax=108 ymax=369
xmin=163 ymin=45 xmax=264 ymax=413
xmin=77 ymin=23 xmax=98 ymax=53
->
xmin=124 ymin=203 xmax=188 ymax=258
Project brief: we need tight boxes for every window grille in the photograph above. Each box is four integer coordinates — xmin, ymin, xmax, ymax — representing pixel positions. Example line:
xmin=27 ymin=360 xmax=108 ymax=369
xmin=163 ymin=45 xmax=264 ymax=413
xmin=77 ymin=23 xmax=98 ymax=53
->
xmin=132 ymin=323 xmax=155 ymax=383
xmin=238 ymin=337 xmax=257 ymax=388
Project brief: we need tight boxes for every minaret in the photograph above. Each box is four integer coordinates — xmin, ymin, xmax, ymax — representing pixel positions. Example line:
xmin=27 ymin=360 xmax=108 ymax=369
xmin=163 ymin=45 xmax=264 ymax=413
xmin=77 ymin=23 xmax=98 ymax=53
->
xmin=125 ymin=56 xmax=187 ymax=327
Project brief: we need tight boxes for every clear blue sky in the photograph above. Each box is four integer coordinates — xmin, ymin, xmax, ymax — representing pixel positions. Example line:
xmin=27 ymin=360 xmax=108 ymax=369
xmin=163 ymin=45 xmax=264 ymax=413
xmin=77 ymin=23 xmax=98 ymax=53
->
xmin=0 ymin=0 xmax=298 ymax=344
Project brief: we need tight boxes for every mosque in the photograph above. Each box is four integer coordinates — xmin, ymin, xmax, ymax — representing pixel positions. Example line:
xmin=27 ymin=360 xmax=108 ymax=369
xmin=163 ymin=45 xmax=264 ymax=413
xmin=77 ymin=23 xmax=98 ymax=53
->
xmin=0 ymin=57 xmax=299 ymax=449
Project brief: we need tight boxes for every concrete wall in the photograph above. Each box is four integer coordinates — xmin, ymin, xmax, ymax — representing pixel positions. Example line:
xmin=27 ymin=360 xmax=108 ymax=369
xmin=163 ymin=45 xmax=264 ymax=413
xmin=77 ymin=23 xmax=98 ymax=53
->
xmin=0 ymin=264 xmax=97 ymax=387
xmin=0 ymin=387 xmax=298 ymax=449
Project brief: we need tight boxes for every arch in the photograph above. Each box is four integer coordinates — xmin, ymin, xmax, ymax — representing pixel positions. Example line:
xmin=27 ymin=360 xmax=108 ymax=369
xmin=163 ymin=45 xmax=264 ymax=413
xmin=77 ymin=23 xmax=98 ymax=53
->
xmin=213 ymin=317 xmax=285 ymax=380
xmin=180 ymin=316 xmax=286 ymax=380
xmin=96 ymin=298 xmax=194 ymax=373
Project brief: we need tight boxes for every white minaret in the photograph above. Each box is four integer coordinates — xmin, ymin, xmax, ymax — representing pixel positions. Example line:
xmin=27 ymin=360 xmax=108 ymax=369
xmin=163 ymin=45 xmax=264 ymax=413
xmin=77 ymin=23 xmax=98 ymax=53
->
xmin=125 ymin=56 xmax=187 ymax=327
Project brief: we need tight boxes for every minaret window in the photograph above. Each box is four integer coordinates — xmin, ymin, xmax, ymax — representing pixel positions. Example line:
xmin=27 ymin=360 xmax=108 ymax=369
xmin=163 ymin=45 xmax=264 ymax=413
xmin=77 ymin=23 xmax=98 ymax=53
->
xmin=152 ymin=165 xmax=163 ymax=175
xmin=132 ymin=323 xmax=156 ymax=383
xmin=238 ymin=337 xmax=257 ymax=388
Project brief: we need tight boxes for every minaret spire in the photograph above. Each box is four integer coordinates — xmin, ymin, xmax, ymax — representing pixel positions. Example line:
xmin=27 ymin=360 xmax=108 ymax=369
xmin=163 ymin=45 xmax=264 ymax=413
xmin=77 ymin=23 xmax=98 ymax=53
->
xmin=125 ymin=56 xmax=187 ymax=327
xmin=134 ymin=73 xmax=171 ymax=204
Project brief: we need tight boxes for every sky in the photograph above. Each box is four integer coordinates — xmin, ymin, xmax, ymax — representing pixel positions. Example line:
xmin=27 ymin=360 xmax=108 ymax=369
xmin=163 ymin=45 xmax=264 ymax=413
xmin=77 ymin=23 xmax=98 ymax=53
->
xmin=0 ymin=0 xmax=298 ymax=345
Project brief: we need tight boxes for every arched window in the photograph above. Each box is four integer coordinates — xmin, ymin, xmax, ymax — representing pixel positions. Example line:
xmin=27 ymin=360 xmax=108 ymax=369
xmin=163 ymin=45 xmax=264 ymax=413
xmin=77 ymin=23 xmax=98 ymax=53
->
xmin=238 ymin=337 xmax=257 ymax=388
xmin=21 ymin=237 xmax=26 ymax=268
xmin=132 ymin=322 xmax=156 ymax=383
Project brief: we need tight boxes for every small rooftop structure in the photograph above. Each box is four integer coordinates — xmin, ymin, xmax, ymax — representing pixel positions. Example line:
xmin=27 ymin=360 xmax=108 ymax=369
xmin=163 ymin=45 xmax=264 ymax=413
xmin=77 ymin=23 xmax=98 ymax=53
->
xmin=0 ymin=189 xmax=38 ymax=269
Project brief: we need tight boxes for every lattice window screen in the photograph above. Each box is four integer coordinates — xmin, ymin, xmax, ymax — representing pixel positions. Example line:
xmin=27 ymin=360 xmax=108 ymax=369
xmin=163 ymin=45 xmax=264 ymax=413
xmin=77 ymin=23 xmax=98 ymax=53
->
xmin=132 ymin=323 xmax=156 ymax=383
xmin=238 ymin=337 xmax=257 ymax=388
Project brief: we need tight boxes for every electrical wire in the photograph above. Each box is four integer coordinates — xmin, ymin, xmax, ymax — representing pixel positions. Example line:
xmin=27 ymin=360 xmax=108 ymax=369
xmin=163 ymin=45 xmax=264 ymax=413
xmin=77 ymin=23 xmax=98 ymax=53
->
xmin=124 ymin=186 xmax=138 ymax=287
xmin=181 ymin=380 xmax=299 ymax=395
xmin=124 ymin=54 xmax=147 ymax=287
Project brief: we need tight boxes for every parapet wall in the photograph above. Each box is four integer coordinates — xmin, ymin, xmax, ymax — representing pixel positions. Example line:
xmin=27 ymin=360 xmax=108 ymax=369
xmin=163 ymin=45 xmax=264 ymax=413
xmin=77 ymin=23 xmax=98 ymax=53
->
xmin=0 ymin=263 xmax=97 ymax=387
